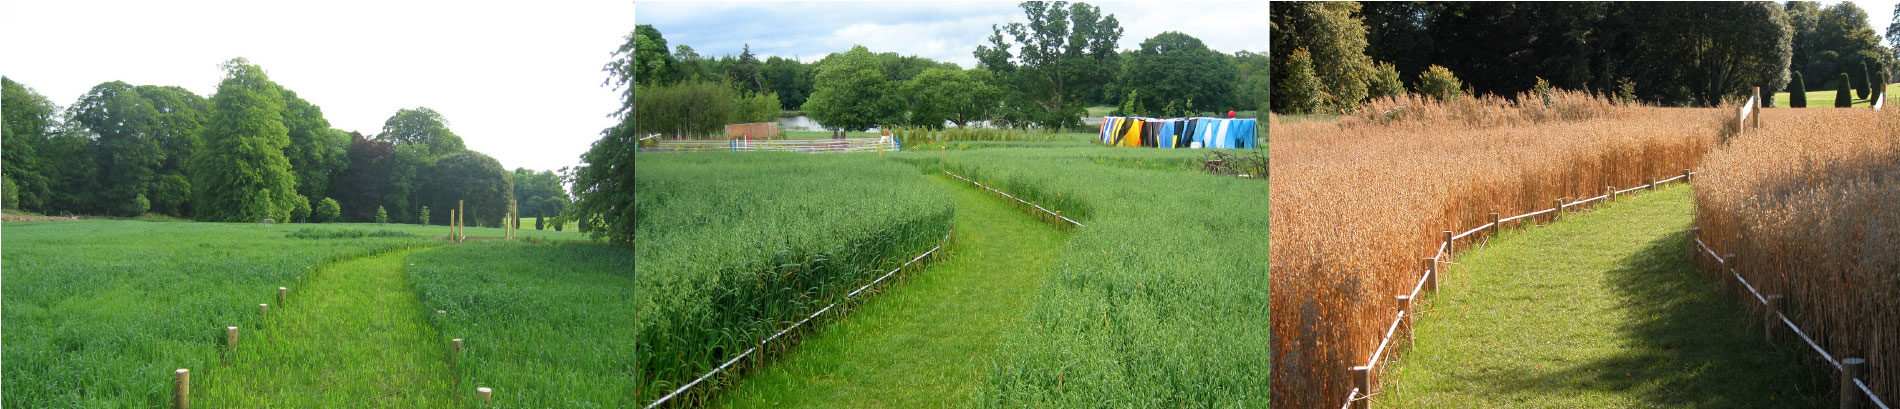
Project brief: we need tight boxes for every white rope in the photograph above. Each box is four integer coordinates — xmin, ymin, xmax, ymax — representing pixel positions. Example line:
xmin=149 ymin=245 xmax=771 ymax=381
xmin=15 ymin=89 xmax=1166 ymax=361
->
xmin=943 ymin=170 xmax=1085 ymax=228
xmin=1857 ymin=377 xmax=1892 ymax=409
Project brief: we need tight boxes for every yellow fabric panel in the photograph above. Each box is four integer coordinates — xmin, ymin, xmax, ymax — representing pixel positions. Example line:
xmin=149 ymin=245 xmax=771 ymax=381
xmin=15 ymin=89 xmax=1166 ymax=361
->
xmin=1123 ymin=120 xmax=1144 ymax=147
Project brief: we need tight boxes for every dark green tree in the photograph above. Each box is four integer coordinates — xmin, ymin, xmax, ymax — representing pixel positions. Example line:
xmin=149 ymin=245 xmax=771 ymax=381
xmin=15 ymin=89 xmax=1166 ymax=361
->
xmin=974 ymin=1 xmax=1122 ymax=130
xmin=762 ymin=56 xmax=815 ymax=110
xmin=1114 ymin=32 xmax=1236 ymax=115
xmin=1857 ymin=61 xmax=1873 ymax=98
xmin=70 ymin=81 xmax=164 ymax=216
xmin=1790 ymin=71 xmax=1808 ymax=107
xmin=630 ymin=25 xmax=671 ymax=86
xmin=313 ymin=197 xmax=340 ymax=222
xmin=724 ymin=44 xmax=766 ymax=94
xmin=672 ymin=45 xmax=713 ymax=82
xmin=1276 ymin=48 xmax=1326 ymax=114
xmin=901 ymin=67 xmax=1003 ymax=128
xmin=375 ymin=107 xmax=464 ymax=157
xmin=511 ymin=168 xmax=565 ymax=217
xmin=420 ymin=150 xmax=512 ymax=227
xmin=806 ymin=45 xmax=898 ymax=132
xmin=1270 ymin=1 xmax=1372 ymax=113
xmin=573 ymin=28 xmax=639 ymax=245
xmin=278 ymin=87 xmax=349 ymax=203
xmin=2 ymin=77 xmax=58 ymax=211
xmin=130 ymin=85 xmax=208 ymax=216
xmin=329 ymin=133 xmax=394 ymax=222
xmin=192 ymin=58 xmax=298 ymax=222
xmin=1837 ymin=72 xmax=1854 ymax=106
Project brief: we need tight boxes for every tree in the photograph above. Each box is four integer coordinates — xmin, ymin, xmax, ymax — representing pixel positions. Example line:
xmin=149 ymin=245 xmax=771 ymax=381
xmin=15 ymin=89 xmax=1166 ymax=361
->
xmin=1416 ymin=65 xmax=1465 ymax=101
xmin=70 ymin=81 xmax=164 ymax=216
xmin=330 ymin=133 xmax=395 ymax=222
xmin=806 ymin=45 xmax=899 ymax=132
xmin=420 ymin=150 xmax=512 ymax=227
xmin=291 ymin=194 xmax=311 ymax=222
xmin=974 ymin=1 xmax=1123 ymax=130
xmin=762 ymin=56 xmax=815 ymax=110
xmin=730 ymin=91 xmax=781 ymax=124
xmin=631 ymin=25 xmax=672 ymax=86
xmin=1114 ymin=32 xmax=1237 ymax=116
xmin=901 ymin=68 xmax=1003 ymax=128
xmin=1270 ymin=1 xmax=1373 ymax=113
xmin=1276 ymin=48 xmax=1326 ymax=114
xmin=723 ymin=44 xmax=766 ymax=94
xmin=278 ymin=87 xmax=349 ymax=203
xmin=2 ymin=77 xmax=58 ymax=211
xmin=1233 ymin=51 xmax=1272 ymax=116
xmin=131 ymin=85 xmax=208 ymax=216
xmin=375 ymin=205 xmax=388 ymax=224
xmin=192 ymin=58 xmax=298 ymax=222
xmin=1790 ymin=71 xmax=1808 ymax=107
xmin=1837 ymin=72 xmax=1853 ymax=107
xmin=633 ymin=79 xmax=738 ymax=138
xmin=419 ymin=206 xmax=431 ymax=226
xmin=313 ymin=197 xmax=340 ymax=223
xmin=511 ymin=168 xmax=565 ymax=217
xmin=672 ymin=45 xmax=712 ymax=82
xmin=375 ymin=107 xmax=464 ymax=157
xmin=1367 ymin=62 xmax=1405 ymax=100
xmin=1857 ymin=61 xmax=1873 ymax=98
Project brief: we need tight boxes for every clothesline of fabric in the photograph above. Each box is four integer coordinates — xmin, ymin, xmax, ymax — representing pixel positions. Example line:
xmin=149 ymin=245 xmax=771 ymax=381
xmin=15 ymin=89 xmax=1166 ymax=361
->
xmin=1099 ymin=116 xmax=1259 ymax=149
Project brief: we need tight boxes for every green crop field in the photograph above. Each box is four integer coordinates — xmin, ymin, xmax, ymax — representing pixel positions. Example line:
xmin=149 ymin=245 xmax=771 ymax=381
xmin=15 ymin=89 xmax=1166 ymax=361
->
xmin=633 ymin=152 xmax=956 ymax=406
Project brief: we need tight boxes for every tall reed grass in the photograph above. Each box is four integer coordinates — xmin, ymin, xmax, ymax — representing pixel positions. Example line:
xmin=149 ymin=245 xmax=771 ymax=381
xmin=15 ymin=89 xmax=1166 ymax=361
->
xmin=1270 ymin=92 xmax=1722 ymax=408
xmin=1694 ymin=107 xmax=1900 ymax=403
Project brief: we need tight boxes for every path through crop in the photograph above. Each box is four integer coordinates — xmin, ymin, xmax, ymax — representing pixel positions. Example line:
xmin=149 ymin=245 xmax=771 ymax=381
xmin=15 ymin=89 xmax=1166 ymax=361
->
xmin=1377 ymin=184 xmax=1830 ymax=407
xmin=197 ymin=249 xmax=461 ymax=407
xmin=710 ymin=174 xmax=1068 ymax=408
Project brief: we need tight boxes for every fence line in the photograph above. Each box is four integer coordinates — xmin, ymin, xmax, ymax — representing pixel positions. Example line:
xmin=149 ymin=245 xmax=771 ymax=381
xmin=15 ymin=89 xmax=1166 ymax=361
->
xmin=641 ymin=229 xmax=953 ymax=409
xmin=941 ymin=170 xmax=1085 ymax=228
xmin=637 ymin=136 xmax=899 ymax=153
xmin=1343 ymin=171 xmax=1692 ymax=409
xmin=1693 ymin=237 xmax=1890 ymax=409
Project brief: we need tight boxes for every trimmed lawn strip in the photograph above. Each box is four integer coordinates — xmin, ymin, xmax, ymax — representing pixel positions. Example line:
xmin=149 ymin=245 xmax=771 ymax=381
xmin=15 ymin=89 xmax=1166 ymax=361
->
xmin=711 ymin=174 xmax=1067 ymax=408
xmin=1379 ymin=184 xmax=1830 ymax=408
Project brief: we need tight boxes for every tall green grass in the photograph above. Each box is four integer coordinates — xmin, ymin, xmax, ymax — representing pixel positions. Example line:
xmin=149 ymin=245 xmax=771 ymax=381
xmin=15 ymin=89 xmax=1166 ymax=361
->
xmin=2 ymin=220 xmax=437 ymax=408
xmin=407 ymin=240 xmax=636 ymax=408
xmin=633 ymin=152 xmax=955 ymax=406
xmin=896 ymin=147 xmax=1270 ymax=407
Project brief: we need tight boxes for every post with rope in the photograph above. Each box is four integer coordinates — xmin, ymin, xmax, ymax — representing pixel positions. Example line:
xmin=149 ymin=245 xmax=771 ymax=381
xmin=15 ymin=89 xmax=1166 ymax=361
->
xmin=1842 ymin=357 xmax=1866 ymax=409
xmin=1351 ymin=365 xmax=1372 ymax=409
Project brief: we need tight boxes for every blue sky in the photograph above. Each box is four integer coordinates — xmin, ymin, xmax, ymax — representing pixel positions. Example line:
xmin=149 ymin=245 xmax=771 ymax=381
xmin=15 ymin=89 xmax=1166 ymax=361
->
xmin=633 ymin=1 xmax=1271 ymax=68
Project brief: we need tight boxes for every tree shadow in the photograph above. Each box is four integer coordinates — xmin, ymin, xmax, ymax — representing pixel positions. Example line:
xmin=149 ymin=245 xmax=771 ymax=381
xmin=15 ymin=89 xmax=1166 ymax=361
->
xmin=1447 ymin=229 xmax=1832 ymax=407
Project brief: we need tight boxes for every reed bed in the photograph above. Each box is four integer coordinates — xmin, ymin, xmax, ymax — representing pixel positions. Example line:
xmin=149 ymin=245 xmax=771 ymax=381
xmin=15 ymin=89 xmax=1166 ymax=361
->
xmin=1694 ymin=107 xmax=1900 ymax=403
xmin=1269 ymin=91 xmax=1724 ymax=408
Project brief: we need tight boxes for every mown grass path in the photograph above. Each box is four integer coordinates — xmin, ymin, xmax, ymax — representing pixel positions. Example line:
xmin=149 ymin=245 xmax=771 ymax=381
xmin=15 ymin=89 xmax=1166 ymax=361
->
xmin=1379 ymin=184 xmax=1830 ymax=408
xmin=197 ymin=249 xmax=461 ymax=408
xmin=710 ymin=174 xmax=1068 ymax=408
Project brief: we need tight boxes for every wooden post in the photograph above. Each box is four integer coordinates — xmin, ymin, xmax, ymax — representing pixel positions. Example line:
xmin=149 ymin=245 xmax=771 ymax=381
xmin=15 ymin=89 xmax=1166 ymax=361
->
xmin=1723 ymin=253 xmax=1738 ymax=292
xmin=449 ymin=209 xmax=457 ymax=240
xmin=1764 ymin=294 xmax=1783 ymax=345
xmin=1609 ymin=186 xmax=1618 ymax=202
xmin=174 ymin=368 xmax=190 ymax=409
xmin=277 ymin=287 xmax=287 ymax=306
xmin=1683 ymin=169 xmax=1692 ymax=184
xmin=259 ymin=303 xmax=268 ymax=315
xmin=1842 ymin=357 xmax=1866 ymax=409
xmin=458 ymin=200 xmax=466 ymax=241
xmin=1442 ymin=230 xmax=1454 ymax=263
xmin=226 ymin=327 xmax=238 ymax=350
xmin=1351 ymin=365 xmax=1372 ymax=409
xmin=1752 ymin=87 xmax=1762 ymax=128
xmin=1397 ymin=295 xmax=1414 ymax=342
xmin=1553 ymin=198 xmax=1563 ymax=222
xmin=1690 ymin=227 xmax=1702 ymax=259
xmin=452 ymin=338 xmax=463 ymax=356
xmin=477 ymin=386 xmax=493 ymax=405
xmin=1422 ymin=258 xmax=1438 ymax=293
xmin=1488 ymin=212 xmax=1501 ymax=237
xmin=1648 ymin=177 xmax=1657 ymax=191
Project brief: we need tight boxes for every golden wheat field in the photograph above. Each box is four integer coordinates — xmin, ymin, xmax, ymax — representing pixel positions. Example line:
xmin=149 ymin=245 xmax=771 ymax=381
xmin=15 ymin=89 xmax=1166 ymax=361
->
xmin=1267 ymin=90 xmax=1729 ymax=408
xmin=1693 ymin=107 xmax=1900 ymax=402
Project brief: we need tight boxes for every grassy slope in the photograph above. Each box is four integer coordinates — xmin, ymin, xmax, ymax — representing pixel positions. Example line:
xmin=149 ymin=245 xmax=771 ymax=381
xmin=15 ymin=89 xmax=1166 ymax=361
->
xmin=196 ymin=249 xmax=460 ymax=407
xmin=1772 ymin=82 xmax=1897 ymax=108
xmin=1378 ymin=184 xmax=1830 ymax=408
xmin=711 ymin=174 xmax=1068 ymax=408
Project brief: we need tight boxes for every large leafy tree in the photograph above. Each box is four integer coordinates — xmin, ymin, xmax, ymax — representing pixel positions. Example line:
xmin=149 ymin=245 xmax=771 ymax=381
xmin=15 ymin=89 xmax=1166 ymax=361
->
xmin=723 ymin=44 xmax=766 ymax=94
xmin=631 ymin=24 xmax=672 ymax=86
xmin=70 ymin=81 xmax=165 ymax=216
xmin=901 ymin=67 xmax=1003 ymax=128
xmin=192 ymin=58 xmax=298 ymax=222
xmin=375 ymin=107 xmax=464 ymax=157
xmin=1622 ymin=2 xmax=1791 ymax=106
xmin=277 ymin=87 xmax=349 ymax=203
xmin=511 ymin=167 xmax=565 ymax=218
xmin=806 ymin=45 xmax=899 ymax=132
xmin=131 ymin=85 xmax=208 ymax=216
xmin=762 ymin=56 xmax=815 ymax=110
xmin=420 ymin=150 xmax=513 ymax=227
xmin=574 ymin=27 xmax=640 ymax=246
xmin=329 ymin=133 xmax=395 ymax=222
xmin=1233 ymin=51 xmax=1272 ymax=115
xmin=1270 ymin=1 xmax=1373 ymax=113
xmin=2 ymin=77 xmax=59 ymax=211
xmin=974 ymin=1 xmax=1122 ymax=130
xmin=1115 ymin=32 xmax=1237 ymax=116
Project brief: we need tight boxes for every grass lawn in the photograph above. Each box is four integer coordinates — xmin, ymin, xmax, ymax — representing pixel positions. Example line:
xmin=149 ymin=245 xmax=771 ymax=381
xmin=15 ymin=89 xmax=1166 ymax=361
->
xmin=1377 ymin=184 xmax=1830 ymax=408
xmin=710 ymin=173 xmax=1067 ymax=408
xmin=197 ymin=249 xmax=461 ymax=407
xmin=1771 ymin=82 xmax=1896 ymax=108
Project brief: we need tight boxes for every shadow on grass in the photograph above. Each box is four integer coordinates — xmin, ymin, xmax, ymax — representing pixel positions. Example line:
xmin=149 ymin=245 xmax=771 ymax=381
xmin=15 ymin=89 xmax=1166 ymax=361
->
xmin=1452 ymin=230 xmax=1831 ymax=407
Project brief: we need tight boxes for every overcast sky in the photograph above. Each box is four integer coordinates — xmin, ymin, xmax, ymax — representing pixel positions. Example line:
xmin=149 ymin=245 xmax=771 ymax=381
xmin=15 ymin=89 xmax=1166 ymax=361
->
xmin=1 ymin=0 xmax=632 ymax=173
xmin=634 ymin=1 xmax=1270 ymax=68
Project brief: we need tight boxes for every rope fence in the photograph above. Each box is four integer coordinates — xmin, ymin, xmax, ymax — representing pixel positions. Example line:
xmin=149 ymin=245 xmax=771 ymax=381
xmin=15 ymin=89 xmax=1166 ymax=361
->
xmin=637 ymin=136 xmax=900 ymax=153
xmin=641 ymin=229 xmax=952 ymax=409
xmin=941 ymin=170 xmax=1085 ymax=229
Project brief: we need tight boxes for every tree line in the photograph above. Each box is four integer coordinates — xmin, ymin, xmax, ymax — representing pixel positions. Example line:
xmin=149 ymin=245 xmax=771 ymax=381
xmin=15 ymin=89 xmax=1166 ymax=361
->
xmin=2 ymin=59 xmax=570 ymax=228
xmin=630 ymin=1 xmax=1271 ymax=137
xmin=1271 ymin=1 xmax=1899 ymax=114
